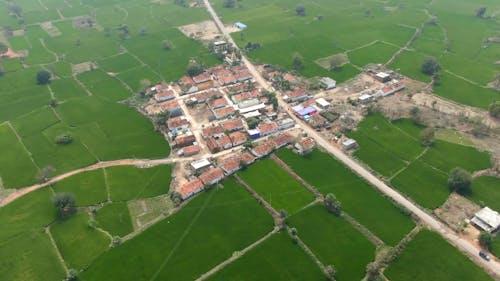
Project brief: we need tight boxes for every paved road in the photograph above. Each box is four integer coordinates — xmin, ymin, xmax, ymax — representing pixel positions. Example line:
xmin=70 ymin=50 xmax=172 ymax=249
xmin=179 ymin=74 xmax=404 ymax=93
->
xmin=203 ymin=0 xmax=500 ymax=278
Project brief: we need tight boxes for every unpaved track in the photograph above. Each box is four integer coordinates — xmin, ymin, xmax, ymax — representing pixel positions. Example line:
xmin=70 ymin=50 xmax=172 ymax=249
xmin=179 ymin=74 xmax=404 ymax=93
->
xmin=203 ymin=0 xmax=500 ymax=277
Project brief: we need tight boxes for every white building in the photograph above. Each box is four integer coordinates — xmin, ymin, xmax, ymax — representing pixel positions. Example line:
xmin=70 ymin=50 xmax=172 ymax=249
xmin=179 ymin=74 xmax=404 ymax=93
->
xmin=320 ymin=77 xmax=337 ymax=89
xmin=342 ymin=138 xmax=358 ymax=150
xmin=472 ymin=207 xmax=500 ymax=233
xmin=191 ymin=159 xmax=211 ymax=171
xmin=315 ymin=98 xmax=331 ymax=109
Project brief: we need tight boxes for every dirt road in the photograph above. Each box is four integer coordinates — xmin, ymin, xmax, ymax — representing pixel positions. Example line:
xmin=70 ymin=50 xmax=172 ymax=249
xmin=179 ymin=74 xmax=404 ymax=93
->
xmin=203 ymin=0 xmax=500 ymax=277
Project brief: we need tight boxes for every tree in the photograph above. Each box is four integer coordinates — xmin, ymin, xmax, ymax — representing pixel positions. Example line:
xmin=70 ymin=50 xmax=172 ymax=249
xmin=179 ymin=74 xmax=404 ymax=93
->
xmin=247 ymin=118 xmax=259 ymax=129
xmin=296 ymin=5 xmax=306 ymax=16
xmin=448 ymin=167 xmax=472 ymax=193
xmin=155 ymin=111 xmax=170 ymax=127
xmin=326 ymin=265 xmax=336 ymax=280
xmin=420 ymin=127 xmax=435 ymax=147
xmin=279 ymin=209 xmax=288 ymax=218
xmin=66 ymin=268 xmax=78 ymax=281
xmin=170 ymin=192 xmax=182 ymax=206
xmin=112 ymin=236 xmax=122 ymax=247
xmin=329 ymin=56 xmax=343 ymax=71
xmin=36 ymin=70 xmax=51 ymax=85
xmin=410 ymin=106 xmax=423 ymax=125
xmin=325 ymin=193 xmax=341 ymax=215
xmin=292 ymin=52 xmax=304 ymax=71
xmin=290 ymin=227 xmax=298 ymax=236
xmin=476 ymin=7 xmax=487 ymax=18
xmin=488 ymin=101 xmax=500 ymax=118
xmin=0 ymin=42 xmax=8 ymax=54
xmin=8 ymin=4 xmax=22 ymax=17
xmin=223 ymin=0 xmax=236 ymax=8
xmin=421 ymin=58 xmax=441 ymax=76
xmin=186 ymin=61 xmax=204 ymax=77
xmin=55 ymin=134 xmax=73 ymax=145
xmin=53 ymin=193 xmax=76 ymax=219
xmin=479 ymin=232 xmax=492 ymax=249
xmin=36 ymin=166 xmax=56 ymax=183
xmin=162 ymin=40 xmax=172 ymax=50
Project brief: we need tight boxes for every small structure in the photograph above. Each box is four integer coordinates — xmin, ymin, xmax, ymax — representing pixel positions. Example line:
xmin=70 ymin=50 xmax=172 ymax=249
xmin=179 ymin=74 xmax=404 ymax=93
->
xmin=315 ymin=98 xmax=331 ymax=109
xmin=222 ymin=119 xmax=244 ymax=132
xmin=234 ymin=22 xmax=247 ymax=30
xmin=242 ymin=111 xmax=261 ymax=119
xmin=202 ymin=125 xmax=225 ymax=139
xmin=319 ymin=77 xmax=337 ymax=90
xmin=358 ymin=94 xmax=373 ymax=104
xmin=247 ymin=129 xmax=260 ymax=140
xmin=274 ymin=133 xmax=294 ymax=149
xmin=257 ymin=122 xmax=278 ymax=137
xmin=219 ymin=156 xmax=241 ymax=175
xmin=342 ymin=138 xmax=358 ymax=150
xmin=191 ymin=159 xmax=211 ymax=171
xmin=213 ymin=106 xmax=236 ymax=120
xmin=182 ymin=144 xmax=201 ymax=157
xmin=472 ymin=207 xmax=500 ymax=233
xmin=154 ymin=89 xmax=176 ymax=102
xmin=175 ymin=133 xmax=196 ymax=148
xmin=278 ymin=118 xmax=295 ymax=130
xmin=238 ymin=103 xmax=266 ymax=114
xmin=167 ymin=116 xmax=190 ymax=132
xmin=375 ymin=72 xmax=391 ymax=83
xmin=229 ymin=131 xmax=247 ymax=146
xmin=251 ymin=140 xmax=277 ymax=158
xmin=207 ymin=97 xmax=228 ymax=110
xmin=284 ymin=88 xmax=309 ymax=103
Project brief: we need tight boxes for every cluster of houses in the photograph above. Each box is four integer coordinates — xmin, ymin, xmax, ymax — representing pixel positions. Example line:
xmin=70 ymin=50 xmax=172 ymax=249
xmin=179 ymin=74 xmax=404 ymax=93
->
xmin=357 ymin=71 xmax=406 ymax=104
xmin=175 ymin=133 xmax=316 ymax=200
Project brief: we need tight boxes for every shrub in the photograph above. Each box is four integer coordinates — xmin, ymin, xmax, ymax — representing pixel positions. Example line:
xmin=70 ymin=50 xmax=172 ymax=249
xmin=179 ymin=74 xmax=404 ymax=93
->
xmin=55 ymin=134 xmax=73 ymax=145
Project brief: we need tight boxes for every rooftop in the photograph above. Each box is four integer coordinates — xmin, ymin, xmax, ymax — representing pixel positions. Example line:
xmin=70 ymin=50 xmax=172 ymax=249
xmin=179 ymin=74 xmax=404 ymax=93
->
xmin=191 ymin=159 xmax=211 ymax=170
xmin=177 ymin=178 xmax=204 ymax=199
xmin=199 ymin=167 xmax=225 ymax=185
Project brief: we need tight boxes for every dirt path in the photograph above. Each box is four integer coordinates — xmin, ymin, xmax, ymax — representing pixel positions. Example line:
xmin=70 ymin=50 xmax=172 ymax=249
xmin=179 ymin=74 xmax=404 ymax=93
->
xmin=203 ymin=1 xmax=500 ymax=277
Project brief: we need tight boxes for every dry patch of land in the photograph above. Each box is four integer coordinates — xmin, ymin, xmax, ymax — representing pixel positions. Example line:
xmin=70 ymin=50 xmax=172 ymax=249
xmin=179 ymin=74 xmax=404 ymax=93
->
xmin=435 ymin=193 xmax=481 ymax=232
xmin=178 ymin=20 xmax=221 ymax=42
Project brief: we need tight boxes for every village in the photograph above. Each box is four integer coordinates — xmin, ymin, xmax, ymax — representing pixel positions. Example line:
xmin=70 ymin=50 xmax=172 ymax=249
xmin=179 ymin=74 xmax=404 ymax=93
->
xmin=139 ymin=47 xmax=409 ymax=201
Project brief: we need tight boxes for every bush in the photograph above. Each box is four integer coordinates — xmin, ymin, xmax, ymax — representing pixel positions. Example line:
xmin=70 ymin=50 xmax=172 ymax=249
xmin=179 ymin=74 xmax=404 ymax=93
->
xmin=296 ymin=5 xmax=306 ymax=16
xmin=53 ymin=193 xmax=77 ymax=219
xmin=421 ymin=58 xmax=441 ymax=76
xmin=488 ymin=101 xmax=500 ymax=118
xmin=36 ymin=70 xmax=51 ymax=84
xmin=448 ymin=167 xmax=472 ymax=193
xmin=55 ymin=134 xmax=73 ymax=145
xmin=478 ymin=232 xmax=492 ymax=249
xmin=420 ymin=127 xmax=435 ymax=147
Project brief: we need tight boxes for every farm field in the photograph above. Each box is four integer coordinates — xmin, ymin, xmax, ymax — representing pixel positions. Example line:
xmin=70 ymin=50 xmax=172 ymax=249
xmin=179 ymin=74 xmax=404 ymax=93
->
xmin=206 ymin=231 xmax=325 ymax=281
xmin=237 ymin=159 xmax=315 ymax=213
xmin=80 ymin=179 xmax=274 ymax=281
xmin=385 ymin=230 xmax=493 ymax=281
xmin=287 ymin=205 xmax=376 ymax=281
xmin=466 ymin=176 xmax=500 ymax=213
xmin=275 ymin=148 xmax=415 ymax=246
xmin=351 ymin=114 xmax=492 ymax=209
xmin=95 ymin=202 xmax=134 ymax=237
xmin=213 ymin=0 xmax=499 ymax=108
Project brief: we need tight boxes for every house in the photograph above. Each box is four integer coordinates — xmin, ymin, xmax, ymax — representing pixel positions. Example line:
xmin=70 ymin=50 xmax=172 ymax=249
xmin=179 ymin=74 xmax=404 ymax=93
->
xmin=191 ymin=158 xmax=211 ymax=171
xmin=359 ymin=94 xmax=373 ymax=103
xmin=235 ymin=71 xmax=253 ymax=82
xmin=232 ymin=89 xmax=262 ymax=104
xmin=257 ymin=122 xmax=278 ymax=137
xmin=180 ymin=76 xmax=195 ymax=88
xmin=377 ymin=82 xmax=405 ymax=97
xmin=240 ymin=152 xmax=257 ymax=165
xmin=146 ymin=100 xmax=182 ymax=116
xmin=274 ymin=133 xmax=293 ymax=148
xmin=295 ymin=106 xmax=317 ymax=118
xmin=167 ymin=116 xmax=190 ymax=131
xmin=238 ymin=98 xmax=260 ymax=109
xmin=202 ymin=125 xmax=224 ymax=138
xmin=199 ymin=167 xmax=225 ymax=186
xmin=309 ymin=113 xmax=328 ymax=128
xmin=212 ymin=40 xmax=229 ymax=53
xmin=472 ymin=207 xmax=500 ymax=233
xmin=175 ymin=133 xmax=196 ymax=148
xmin=149 ymin=83 xmax=169 ymax=94
xmin=207 ymin=97 xmax=228 ymax=109
xmin=284 ymin=88 xmax=309 ymax=103
xmin=234 ymin=22 xmax=247 ymax=30
xmin=283 ymin=73 xmax=299 ymax=84
xmin=320 ymin=77 xmax=337 ymax=90
xmin=194 ymin=90 xmax=222 ymax=103
xmin=342 ymin=138 xmax=358 ymax=150
xmin=206 ymin=137 xmax=221 ymax=153
xmin=230 ymin=65 xmax=249 ymax=73
xmin=229 ymin=131 xmax=247 ymax=146
xmin=238 ymin=103 xmax=266 ymax=114
xmin=154 ymin=89 xmax=176 ymax=102
xmin=192 ymin=73 xmax=212 ymax=84
xmin=222 ymin=119 xmax=244 ymax=132
xmin=375 ymin=72 xmax=391 ymax=83
xmin=316 ymin=98 xmax=331 ymax=109
xmin=278 ymin=118 xmax=295 ymax=130
xmin=213 ymin=106 xmax=236 ymax=119
xmin=177 ymin=178 xmax=205 ymax=200
xmin=251 ymin=140 xmax=277 ymax=158
xmin=219 ymin=156 xmax=241 ymax=175
xmin=242 ymin=111 xmax=261 ymax=119
xmin=247 ymin=129 xmax=260 ymax=140
xmin=295 ymin=137 xmax=316 ymax=154
xmin=219 ymin=75 xmax=239 ymax=86
xmin=217 ymin=134 xmax=233 ymax=150
xmin=182 ymin=144 xmax=201 ymax=156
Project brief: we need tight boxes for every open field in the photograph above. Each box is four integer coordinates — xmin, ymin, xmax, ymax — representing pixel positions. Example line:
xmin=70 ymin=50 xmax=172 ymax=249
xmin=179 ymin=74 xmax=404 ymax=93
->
xmin=80 ymin=179 xmax=274 ymax=281
xmin=287 ymin=205 xmax=376 ymax=281
xmin=351 ymin=114 xmax=492 ymax=209
xmin=207 ymin=231 xmax=325 ymax=281
xmin=95 ymin=202 xmax=134 ymax=237
xmin=238 ymin=159 xmax=315 ymax=213
xmin=51 ymin=212 xmax=110 ymax=270
xmin=52 ymin=169 xmax=108 ymax=206
xmin=466 ymin=176 xmax=500 ymax=213
xmin=385 ymin=230 xmax=493 ymax=281
xmin=276 ymin=148 xmax=415 ymax=246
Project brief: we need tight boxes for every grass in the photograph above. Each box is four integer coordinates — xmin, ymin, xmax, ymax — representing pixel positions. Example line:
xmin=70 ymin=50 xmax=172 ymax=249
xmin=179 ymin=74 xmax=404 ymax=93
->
xmin=466 ymin=176 xmax=500 ymax=212
xmin=238 ymin=159 xmax=315 ymax=213
xmin=287 ymin=205 xmax=376 ymax=281
xmin=276 ymin=148 xmax=415 ymax=246
xmin=52 ymin=169 xmax=108 ymax=206
xmin=385 ymin=229 xmax=493 ymax=281
xmin=0 ymin=123 xmax=39 ymax=188
xmin=95 ymin=202 xmax=134 ymax=237
xmin=348 ymin=41 xmax=399 ymax=67
xmin=206 ymin=231 xmax=325 ymax=281
xmin=80 ymin=178 xmax=274 ymax=281
xmin=0 ymin=230 xmax=66 ymax=281
xmin=492 ymin=236 xmax=500 ymax=258
xmin=51 ymin=212 xmax=110 ymax=270
xmin=435 ymin=129 xmax=474 ymax=146
xmin=107 ymin=165 xmax=172 ymax=202
xmin=50 ymin=78 xmax=88 ymax=101
xmin=389 ymin=50 xmax=432 ymax=83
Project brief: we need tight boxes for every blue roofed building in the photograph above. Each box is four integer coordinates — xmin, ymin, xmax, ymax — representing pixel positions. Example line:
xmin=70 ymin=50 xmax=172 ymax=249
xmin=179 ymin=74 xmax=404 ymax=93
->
xmin=235 ymin=22 xmax=247 ymax=30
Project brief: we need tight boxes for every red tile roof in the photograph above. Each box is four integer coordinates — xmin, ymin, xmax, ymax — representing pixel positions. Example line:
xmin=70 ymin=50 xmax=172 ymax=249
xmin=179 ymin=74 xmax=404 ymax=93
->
xmin=207 ymin=97 xmax=228 ymax=109
xmin=217 ymin=135 xmax=233 ymax=149
xmin=193 ymin=73 xmax=211 ymax=84
xmin=257 ymin=122 xmax=278 ymax=136
xmin=213 ymin=106 xmax=235 ymax=119
xmin=167 ymin=116 xmax=190 ymax=130
xmin=206 ymin=137 xmax=221 ymax=153
xmin=183 ymin=144 xmax=201 ymax=156
xmin=251 ymin=140 xmax=277 ymax=157
xmin=273 ymin=133 xmax=293 ymax=148
xmin=202 ymin=125 xmax=224 ymax=138
xmin=177 ymin=178 xmax=204 ymax=199
xmin=298 ymin=137 xmax=315 ymax=151
xmin=240 ymin=152 xmax=257 ymax=165
xmin=199 ymin=167 xmax=225 ymax=185
xmin=222 ymin=119 xmax=244 ymax=132
xmin=219 ymin=156 xmax=240 ymax=174
xmin=229 ymin=131 xmax=247 ymax=146
xmin=287 ymin=88 xmax=308 ymax=99
xmin=175 ymin=134 xmax=196 ymax=147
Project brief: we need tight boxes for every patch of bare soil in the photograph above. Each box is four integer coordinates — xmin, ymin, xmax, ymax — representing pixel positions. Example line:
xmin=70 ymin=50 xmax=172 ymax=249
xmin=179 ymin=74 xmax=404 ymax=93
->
xmin=226 ymin=25 xmax=242 ymax=34
xmin=435 ymin=193 xmax=481 ymax=232
xmin=12 ymin=29 xmax=24 ymax=36
xmin=0 ymin=48 xmax=22 ymax=58
xmin=71 ymin=61 xmax=98 ymax=75
xmin=178 ymin=20 xmax=221 ymax=42
xmin=384 ymin=6 xmax=399 ymax=12
xmin=40 ymin=21 xmax=61 ymax=37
